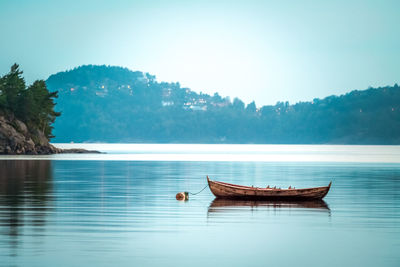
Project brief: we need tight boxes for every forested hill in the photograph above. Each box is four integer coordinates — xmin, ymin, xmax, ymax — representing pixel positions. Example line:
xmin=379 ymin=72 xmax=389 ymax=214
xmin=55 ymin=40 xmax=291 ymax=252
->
xmin=46 ymin=65 xmax=400 ymax=144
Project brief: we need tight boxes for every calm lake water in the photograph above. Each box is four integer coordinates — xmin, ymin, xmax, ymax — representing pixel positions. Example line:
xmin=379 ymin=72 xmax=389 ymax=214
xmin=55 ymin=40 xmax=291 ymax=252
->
xmin=1 ymin=145 xmax=399 ymax=267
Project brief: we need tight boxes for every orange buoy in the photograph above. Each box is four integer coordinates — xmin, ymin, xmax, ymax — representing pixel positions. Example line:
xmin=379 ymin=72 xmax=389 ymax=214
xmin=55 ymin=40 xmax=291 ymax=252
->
xmin=176 ymin=192 xmax=189 ymax=201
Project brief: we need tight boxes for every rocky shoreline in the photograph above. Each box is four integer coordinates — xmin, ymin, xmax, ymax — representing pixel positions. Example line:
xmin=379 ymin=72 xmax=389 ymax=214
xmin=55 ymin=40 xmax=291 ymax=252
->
xmin=0 ymin=115 xmax=100 ymax=155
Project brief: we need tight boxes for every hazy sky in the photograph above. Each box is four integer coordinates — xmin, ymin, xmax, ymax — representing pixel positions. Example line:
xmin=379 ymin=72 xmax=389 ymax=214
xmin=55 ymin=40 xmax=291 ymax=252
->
xmin=1 ymin=0 xmax=399 ymax=105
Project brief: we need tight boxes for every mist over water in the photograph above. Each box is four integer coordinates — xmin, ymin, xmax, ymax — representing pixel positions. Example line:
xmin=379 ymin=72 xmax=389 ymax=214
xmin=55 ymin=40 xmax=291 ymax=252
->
xmin=0 ymin=145 xmax=399 ymax=267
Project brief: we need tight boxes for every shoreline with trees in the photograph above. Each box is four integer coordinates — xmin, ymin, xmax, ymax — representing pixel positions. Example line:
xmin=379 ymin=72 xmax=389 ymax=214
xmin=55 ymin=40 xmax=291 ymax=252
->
xmin=47 ymin=65 xmax=400 ymax=144
xmin=0 ymin=64 xmax=99 ymax=154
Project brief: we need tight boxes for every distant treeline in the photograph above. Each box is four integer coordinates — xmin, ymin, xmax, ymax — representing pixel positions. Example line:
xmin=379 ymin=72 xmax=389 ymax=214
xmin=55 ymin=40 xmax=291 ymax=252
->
xmin=46 ymin=65 xmax=400 ymax=144
xmin=0 ymin=64 xmax=59 ymax=139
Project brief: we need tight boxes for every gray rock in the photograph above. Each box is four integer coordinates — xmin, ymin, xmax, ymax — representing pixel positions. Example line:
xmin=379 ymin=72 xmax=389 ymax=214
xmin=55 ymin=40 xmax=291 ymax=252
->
xmin=0 ymin=114 xmax=100 ymax=155
xmin=0 ymin=115 xmax=50 ymax=154
xmin=14 ymin=119 xmax=28 ymax=135
xmin=35 ymin=129 xmax=49 ymax=146
xmin=61 ymin=148 xmax=102 ymax=154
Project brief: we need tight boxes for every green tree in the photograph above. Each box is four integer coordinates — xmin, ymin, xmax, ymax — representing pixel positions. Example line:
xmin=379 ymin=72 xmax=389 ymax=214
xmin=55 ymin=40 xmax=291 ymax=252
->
xmin=0 ymin=64 xmax=26 ymax=113
xmin=246 ymin=101 xmax=256 ymax=113
xmin=27 ymin=80 xmax=61 ymax=138
xmin=232 ymin=97 xmax=245 ymax=110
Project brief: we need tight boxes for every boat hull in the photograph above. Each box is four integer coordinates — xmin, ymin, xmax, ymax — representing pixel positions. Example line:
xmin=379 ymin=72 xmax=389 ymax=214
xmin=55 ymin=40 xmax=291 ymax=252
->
xmin=207 ymin=177 xmax=331 ymax=200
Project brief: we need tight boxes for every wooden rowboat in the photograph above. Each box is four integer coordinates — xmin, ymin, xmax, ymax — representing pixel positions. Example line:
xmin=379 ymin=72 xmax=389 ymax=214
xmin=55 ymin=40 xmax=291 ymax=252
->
xmin=207 ymin=176 xmax=331 ymax=200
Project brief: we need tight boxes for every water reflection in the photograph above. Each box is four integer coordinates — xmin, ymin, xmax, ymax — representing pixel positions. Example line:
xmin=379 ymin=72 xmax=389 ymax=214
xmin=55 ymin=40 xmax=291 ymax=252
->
xmin=0 ymin=158 xmax=399 ymax=267
xmin=208 ymin=198 xmax=330 ymax=214
xmin=0 ymin=160 xmax=53 ymax=256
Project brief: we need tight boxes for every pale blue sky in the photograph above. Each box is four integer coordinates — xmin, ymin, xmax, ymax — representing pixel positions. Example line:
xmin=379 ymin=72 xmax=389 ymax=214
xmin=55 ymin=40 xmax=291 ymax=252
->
xmin=0 ymin=0 xmax=399 ymax=105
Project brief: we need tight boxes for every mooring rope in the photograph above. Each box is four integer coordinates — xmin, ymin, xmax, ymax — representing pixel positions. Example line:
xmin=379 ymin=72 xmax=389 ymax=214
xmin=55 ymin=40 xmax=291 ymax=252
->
xmin=188 ymin=184 xmax=209 ymax=195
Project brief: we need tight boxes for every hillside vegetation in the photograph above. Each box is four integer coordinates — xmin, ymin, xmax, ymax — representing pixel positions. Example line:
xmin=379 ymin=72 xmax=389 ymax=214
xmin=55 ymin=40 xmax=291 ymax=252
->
xmin=46 ymin=65 xmax=400 ymax=144
xmin=0 ymin=64 xmax=60 ymax=154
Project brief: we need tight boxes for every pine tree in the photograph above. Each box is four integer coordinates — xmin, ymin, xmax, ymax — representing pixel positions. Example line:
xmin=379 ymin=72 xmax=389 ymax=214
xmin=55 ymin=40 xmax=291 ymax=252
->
xmin=0 ymin=64 xmax=26 ymax=113
xmin=27 ymin=80 xmax=61 ymax=138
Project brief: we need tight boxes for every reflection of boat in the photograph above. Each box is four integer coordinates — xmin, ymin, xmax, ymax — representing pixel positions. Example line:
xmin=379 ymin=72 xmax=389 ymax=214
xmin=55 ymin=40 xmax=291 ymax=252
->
xmin=207 ymin=176 xmax=331 ymax=200
xmin=208 ymin=198 xmax=330 ymax=212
